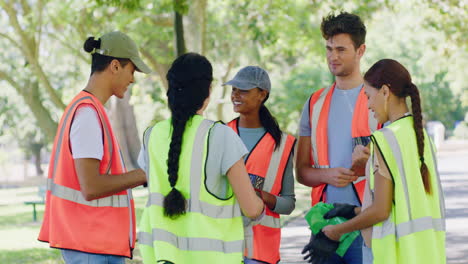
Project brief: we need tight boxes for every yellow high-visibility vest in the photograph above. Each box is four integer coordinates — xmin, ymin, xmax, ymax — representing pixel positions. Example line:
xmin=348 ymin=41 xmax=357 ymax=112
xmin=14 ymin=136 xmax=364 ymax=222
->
xmin=138 ymin=115 xmax=244 ymax=264
xmin=368 ymin=116 xmax=446 ymax=264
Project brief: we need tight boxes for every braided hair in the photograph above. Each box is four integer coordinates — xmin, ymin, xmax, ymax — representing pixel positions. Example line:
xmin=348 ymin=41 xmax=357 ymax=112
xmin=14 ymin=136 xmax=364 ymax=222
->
xmin=164 ymin=53 xmax=213 ymax=218
xmin=364 ymin=59 xmax=431 ymax=194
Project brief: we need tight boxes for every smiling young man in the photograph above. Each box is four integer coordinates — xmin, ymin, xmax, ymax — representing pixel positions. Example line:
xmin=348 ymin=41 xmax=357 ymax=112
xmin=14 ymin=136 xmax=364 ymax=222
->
xmin=39 ymin=31 xmax=151 ymax=264
xmin=296 ymin=13 xmax=379 ymax=264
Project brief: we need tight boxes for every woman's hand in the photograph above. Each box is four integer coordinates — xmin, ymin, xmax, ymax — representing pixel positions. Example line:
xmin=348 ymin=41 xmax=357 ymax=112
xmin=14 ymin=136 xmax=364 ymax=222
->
xmin=322 ymin=225 xmax=342 ymax=242
xmin=350 ymin=144 xmax=370 ymax=176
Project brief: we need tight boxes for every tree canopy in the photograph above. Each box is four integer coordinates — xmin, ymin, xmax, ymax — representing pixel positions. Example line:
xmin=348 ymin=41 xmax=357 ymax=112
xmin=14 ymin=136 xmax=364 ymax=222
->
xmin=0 ymin=0 xmax=466 ymax=169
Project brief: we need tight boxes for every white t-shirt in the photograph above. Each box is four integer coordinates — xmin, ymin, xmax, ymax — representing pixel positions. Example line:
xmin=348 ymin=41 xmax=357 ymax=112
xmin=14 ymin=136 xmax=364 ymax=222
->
xmin=70 ymin=106 xmax=104 ymax=160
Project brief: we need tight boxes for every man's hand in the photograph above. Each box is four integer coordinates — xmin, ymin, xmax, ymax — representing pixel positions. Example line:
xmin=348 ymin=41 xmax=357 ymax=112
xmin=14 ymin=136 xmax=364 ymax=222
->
xmin=350 ymin=145 xmax=370 ymax=176
xmin=323 ymin=203 xmax=357 ymax=219
xmin=302 ymin=231 xmax=340 ymax=263
xmin=326 ymin=168 xmax=357 ymax=187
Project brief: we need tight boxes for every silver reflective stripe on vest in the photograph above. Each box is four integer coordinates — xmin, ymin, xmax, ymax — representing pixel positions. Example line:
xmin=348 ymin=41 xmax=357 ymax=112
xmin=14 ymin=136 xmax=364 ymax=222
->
xmin=189 ymin=119 xmax=213 ymax=200
xmin=146 ymin=192 xmax=241 ymax=218
xmin=258 ymin=214 xmax=281 ymax=228
xmin=52 ymin=97 xmax=92 ymax=180
xmin=139 ymin=228 xmax=243 ymax=254
xmin=138 ymin=230 xmax=153 ymax=246
xmin=145 ymin=119 xmax=241 ymax=218
xmin=244 ymin=224 xmax=254 ymax=258
xmin=366 ymin=145 xmax=375 ymax=200
xmin=143 ymin=126 xmax=154 ymax=185
xmin=380 ymin=128 xmax=412 ymax=220
xmin=243 ymin=214 xmax=281 ymax=258
xmin=51 ymin=96 xmax=113 ymax=180
xmin=428 ymin=137 xmax=446 ymax=220
xmin=47 ymin=178 xmax=129 ymax=207
xmin=310 ymin=85 xmax=333 ymax=166
xmin=263 ymin=132 xmax=289 ymax=192
xmin=373 ymin=216 xmax=445 ymax=240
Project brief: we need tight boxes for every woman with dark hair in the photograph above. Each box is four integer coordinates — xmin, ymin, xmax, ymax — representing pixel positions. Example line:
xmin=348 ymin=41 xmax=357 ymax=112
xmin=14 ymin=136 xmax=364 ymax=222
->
xmin=224 ymin=66 xmax=296 ymax=264
xmin=137 ymin=53 xmax=265 ymax=264
xmin=308 ymin=59 xmax=446 ymax=264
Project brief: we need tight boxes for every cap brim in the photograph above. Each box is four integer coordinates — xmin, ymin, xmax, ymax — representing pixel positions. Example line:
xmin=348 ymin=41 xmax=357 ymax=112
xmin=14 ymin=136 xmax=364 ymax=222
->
xmin=222 ymin=79 xmax=257 ymax=90
xmin=131 ymin=57 xmax=152 ymax=74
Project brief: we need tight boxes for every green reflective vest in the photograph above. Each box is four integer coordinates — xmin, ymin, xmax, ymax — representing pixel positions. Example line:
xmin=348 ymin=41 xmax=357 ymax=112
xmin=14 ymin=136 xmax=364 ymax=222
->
xmin=368 ymin=116 xmax=446 ymax=264
xmin=138 ymin=115 xmax=244 ymax=264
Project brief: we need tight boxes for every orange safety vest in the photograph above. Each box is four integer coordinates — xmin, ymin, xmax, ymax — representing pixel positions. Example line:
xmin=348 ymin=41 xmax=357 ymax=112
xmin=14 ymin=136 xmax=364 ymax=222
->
xmin=38 ymin=91 xmax=136 ymax=258
xmin=228 ymin=119 xmax=296 ymax=264
xmin=308 ymin=83 xmax=380 ymax=206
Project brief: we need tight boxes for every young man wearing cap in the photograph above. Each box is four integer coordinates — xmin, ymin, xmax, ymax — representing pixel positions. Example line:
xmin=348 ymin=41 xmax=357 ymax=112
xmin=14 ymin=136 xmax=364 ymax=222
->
xmin=38 ymin=31 xmax=151 ymax=264
xmin=296 ymin=13 xmax=379 ymax=263
xmin=224 ymin=66 xmax=296 ymax=264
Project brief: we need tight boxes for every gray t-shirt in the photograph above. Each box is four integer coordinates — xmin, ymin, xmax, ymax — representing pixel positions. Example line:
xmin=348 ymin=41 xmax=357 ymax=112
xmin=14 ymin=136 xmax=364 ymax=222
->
xmin=138 ymin=123 xmax=248 ymax=199
xmin=299 ymin=84 xmax=363 ymax=206
xmin=238 ymin=127 xmax=295 ymax=214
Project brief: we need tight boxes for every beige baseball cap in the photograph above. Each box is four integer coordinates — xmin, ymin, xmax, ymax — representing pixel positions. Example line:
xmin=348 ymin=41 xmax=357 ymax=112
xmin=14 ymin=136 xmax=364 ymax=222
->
xmin=92 ymin=31 xmax=151 ymax=74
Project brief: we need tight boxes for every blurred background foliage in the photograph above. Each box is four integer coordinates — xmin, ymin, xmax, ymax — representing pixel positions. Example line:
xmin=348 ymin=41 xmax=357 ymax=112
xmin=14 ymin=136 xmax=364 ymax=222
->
xmin=0 ymin=0 xmax=466 ymax=171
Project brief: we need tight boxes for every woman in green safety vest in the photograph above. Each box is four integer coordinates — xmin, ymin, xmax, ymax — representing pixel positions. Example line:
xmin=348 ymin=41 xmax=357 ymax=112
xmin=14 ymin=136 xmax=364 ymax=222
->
xmin=137 ymin=53 xmax=265 ymax=264
xmin=304 ymin=59 xmax=446 ymax=264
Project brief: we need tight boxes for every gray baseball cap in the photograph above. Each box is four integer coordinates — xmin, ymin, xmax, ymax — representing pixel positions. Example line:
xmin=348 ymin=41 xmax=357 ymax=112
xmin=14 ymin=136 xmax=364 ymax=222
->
xmin=223 ymin=66 xmax=271 ymax=92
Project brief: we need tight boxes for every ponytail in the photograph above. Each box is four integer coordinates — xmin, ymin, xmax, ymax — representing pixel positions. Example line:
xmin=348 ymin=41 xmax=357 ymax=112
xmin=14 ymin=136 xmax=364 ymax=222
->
xmin=164 ymin=53 xmax=212 ymax=219
xmin=164 ymin=93 xmax=191 ymax=219
xmin=408 ymin=83 xmax=431 ymax=194
xmin=364 ymin=59 xmax=431 ymax=194
xmin=259 ymin=94 xmax=282 ymax=150
xmin=83 ymin=36 xmax=130 ymax=75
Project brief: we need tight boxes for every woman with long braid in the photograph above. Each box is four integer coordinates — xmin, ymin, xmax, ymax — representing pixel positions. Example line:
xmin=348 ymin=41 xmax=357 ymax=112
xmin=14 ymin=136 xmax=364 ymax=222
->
xmin=305 ymin=59 xmax=446 ymax=264
xmin=137 ymin=53 xmax=264 ymax=264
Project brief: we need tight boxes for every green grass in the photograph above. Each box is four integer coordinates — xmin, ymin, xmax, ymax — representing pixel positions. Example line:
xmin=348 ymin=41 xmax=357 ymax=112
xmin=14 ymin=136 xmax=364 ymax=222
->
xmin=0 ymin=248 xmax=145 ymax=264
xmin=0 ymin=187 xmax=149 ymax=264
xmin=0 ymin=248 xmax=63 ymax=264
xmin=0 ymin=210 xmax=44 ymax=228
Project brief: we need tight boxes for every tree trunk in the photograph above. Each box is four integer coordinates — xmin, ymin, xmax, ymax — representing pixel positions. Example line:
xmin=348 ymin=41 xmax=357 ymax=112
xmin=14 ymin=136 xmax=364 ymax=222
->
xmin=1 ymin=1 xmax=66 ymax=110
xmin=140 ymin=49 xmax=170 ymax=91
xmin=31 ymin=142 xmax=44 ymax=176
xmin=107 ymin=89 xmax=141 ymax=170
xmin=185 ymin=0 xmax=207 ymax=54
xmin=173 ymin=0 xmax=187 ymax=56
xmin=0 ymin=75 xmax=59 ymax=142
xmin=22 ymin=95 xmax=58 ymax=143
